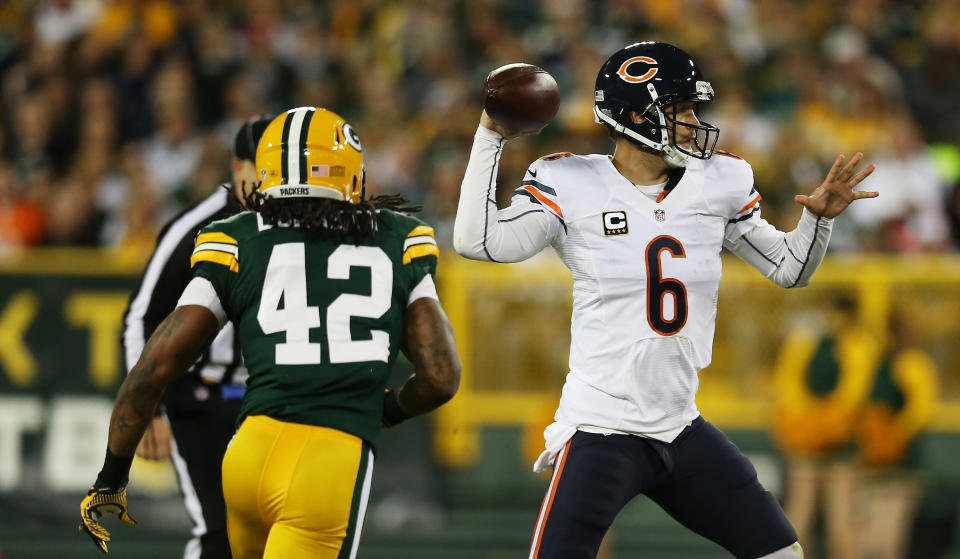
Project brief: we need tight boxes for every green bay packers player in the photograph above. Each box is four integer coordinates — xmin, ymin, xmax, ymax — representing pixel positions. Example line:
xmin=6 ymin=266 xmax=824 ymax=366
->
xmin=80 ymin=107 xmax=461 ymax=558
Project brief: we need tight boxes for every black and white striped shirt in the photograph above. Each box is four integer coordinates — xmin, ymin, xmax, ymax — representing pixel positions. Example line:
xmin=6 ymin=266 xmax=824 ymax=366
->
xmin=122 ymin=187 xmax=247 ymax=387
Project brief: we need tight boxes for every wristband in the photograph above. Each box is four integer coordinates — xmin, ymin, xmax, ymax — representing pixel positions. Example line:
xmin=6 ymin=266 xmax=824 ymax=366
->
xmin=382 ymin=389 xmax=412 ymax=427
xmin=94 ymin=448 xmax=134 ymax=491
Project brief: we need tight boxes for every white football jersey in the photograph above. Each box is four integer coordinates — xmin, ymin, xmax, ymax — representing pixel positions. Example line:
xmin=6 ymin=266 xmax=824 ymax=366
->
xmin=454 ymin=126 xmax=832 ymax=456
xmin=519 ymin=151 xmax=762 ymax=438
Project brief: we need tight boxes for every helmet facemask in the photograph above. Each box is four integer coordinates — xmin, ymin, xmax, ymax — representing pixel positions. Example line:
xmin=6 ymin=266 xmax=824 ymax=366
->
xmin=648 ymin=98 xmax=719 ymax=168
xmin=624 ymin=82 xmax=719 ymax=168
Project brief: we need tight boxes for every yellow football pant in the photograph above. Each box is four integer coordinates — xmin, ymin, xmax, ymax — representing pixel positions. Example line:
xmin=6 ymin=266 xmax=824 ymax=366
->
xmin=221 ymin=415 xmax=374 ymax=559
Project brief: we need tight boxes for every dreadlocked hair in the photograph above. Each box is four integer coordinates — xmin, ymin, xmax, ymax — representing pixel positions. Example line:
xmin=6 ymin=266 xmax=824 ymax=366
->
xmin=242 ymin=186 xmax=422 ymax=242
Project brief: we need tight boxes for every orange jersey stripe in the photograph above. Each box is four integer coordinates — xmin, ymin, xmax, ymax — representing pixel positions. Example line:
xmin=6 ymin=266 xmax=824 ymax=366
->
xmin=736 ymin=194 xmax=762 ymax=215
xmin=530 ymin=438 xmax=573 ymax=558
xmin=715 ymin=149 xmax=743 ymax=160
xmin=655 ymin=190 xmax=669 ymax=203
xmin=522 ymin=185 xmax=564 ymax=219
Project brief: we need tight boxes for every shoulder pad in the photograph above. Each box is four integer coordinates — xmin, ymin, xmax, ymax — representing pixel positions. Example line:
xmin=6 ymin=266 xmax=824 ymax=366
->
xmin=402 ymin=224 xmax=438 ymax=265
xmin=538 ymin=151 xmax=575 ymax=162
xmin=191 ymin=228 xmax=239 ymax=271
xmin=517 ymin=158 xmax=569 ymax=220
xmin=704 ymin=156 xmax=760 ymax=219
xmin=380 ymin=210 xmax=439 ymax=265
xmin=190 ymin=213 xmax=258 ymax=271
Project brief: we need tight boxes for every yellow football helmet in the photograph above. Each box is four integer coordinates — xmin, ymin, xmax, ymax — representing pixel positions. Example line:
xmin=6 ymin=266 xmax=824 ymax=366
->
xmin=256 ymin=107 xmax=364 ymax=203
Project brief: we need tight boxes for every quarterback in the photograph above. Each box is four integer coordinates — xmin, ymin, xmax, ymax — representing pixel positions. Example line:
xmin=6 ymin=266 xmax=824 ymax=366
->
xmin=80 ymin=107 xmax=461 ymax=558
xmin=454 ymin=42 xmax=876 ymax=559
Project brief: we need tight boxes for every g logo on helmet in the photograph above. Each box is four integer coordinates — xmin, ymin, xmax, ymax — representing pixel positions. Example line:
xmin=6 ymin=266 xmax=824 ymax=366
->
xmin=343 ymin=123 xmax=362 ymax=152
xmin=617 ymin=56 xmax=658 ymax=84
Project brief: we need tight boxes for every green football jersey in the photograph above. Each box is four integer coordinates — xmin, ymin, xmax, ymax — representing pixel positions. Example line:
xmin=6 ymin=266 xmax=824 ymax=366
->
xmin=189 ymin=209 xmax=438 ymax=445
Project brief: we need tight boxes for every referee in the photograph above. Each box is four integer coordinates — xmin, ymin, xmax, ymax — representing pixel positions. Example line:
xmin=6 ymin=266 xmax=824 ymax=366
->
xmin=121 ymin=114 xmax=272 ymax=559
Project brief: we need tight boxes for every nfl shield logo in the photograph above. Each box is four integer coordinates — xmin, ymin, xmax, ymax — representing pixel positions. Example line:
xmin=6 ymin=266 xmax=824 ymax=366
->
xmin=655 ymin=209 xmax=665 ymax=222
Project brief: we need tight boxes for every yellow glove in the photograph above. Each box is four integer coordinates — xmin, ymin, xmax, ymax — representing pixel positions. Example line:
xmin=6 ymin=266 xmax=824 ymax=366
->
xmin=79 ymin=486 xmax=137 ymax=553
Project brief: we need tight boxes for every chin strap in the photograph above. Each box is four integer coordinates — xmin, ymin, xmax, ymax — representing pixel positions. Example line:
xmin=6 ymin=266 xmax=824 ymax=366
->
xmin=662 ymin=145 xmax=690 ymax=168
xmin=593 ymin=106 xmax=690 ymax=168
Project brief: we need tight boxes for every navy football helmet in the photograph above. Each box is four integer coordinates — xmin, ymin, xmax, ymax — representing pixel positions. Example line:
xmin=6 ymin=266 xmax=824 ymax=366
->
xmin=594 ymin=42 xmax=719 ymax=167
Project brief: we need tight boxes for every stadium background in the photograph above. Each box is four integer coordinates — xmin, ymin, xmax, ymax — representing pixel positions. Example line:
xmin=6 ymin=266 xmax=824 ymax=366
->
xmin=1 ymin=0 xmax=959 ymax=557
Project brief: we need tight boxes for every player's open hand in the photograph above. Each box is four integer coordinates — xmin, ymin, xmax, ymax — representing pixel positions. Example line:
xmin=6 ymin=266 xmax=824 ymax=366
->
xmin=795 ymin=153 xmax=877 ymax=218
xmin=480 ymin=111 xmax=545 ymax=141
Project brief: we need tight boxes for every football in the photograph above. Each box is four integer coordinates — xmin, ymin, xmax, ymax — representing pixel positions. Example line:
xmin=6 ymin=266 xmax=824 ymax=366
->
xmin=482 ymin=63 xmax=560 ymax=133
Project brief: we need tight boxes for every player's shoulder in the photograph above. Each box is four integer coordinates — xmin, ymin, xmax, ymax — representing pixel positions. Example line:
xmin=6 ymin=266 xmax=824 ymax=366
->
xmin=377 ymin=208 xmax=434 ymax=238
xmin=191 ymin=212 xmax=257 ymax=273
xmin=520 ymin=153 xmax=610 ymax=221
xmin=377 ymin=209 xmax=439 ymax=267
xmin=198 ymin=211 xmax=259 ymax=242
xmin=695 ymin=151 xmax=762 ymax=217
xmin=530 ymin=151 xmax=608 ymax=173
xmin=697 ymin=150 xmax=755 ymax=194
xmin=527 ymin=152 xmax=610 ymax=191
xmin=702 ymin=149 xmax=754 ymax=181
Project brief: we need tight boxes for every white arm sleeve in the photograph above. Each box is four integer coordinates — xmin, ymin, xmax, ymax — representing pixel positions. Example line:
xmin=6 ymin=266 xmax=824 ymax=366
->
xmin=724 ymin=208 xmax=833 ymax=288
xmin=176 ymin=276 xmax=228 ymax=328
xmin=407 ymin=274 xmax=439 ymax=305
xmin=453 ymin=126 xmax=564 ymax=262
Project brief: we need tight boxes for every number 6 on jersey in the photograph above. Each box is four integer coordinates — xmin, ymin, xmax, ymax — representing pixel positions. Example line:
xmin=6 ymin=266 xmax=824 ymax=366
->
xmin=646 ymin=235 xmax=688 ymax=336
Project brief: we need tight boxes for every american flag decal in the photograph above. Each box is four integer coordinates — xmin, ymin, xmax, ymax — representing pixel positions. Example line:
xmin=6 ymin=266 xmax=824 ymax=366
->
xmin=655 ymin=209 xmax=665 ymax=222
xmin=310 ymin=164 xmax=329 ymax=177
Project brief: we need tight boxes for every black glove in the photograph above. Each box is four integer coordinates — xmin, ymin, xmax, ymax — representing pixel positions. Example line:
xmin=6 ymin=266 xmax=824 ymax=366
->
xmin=381 ymin=388 xmax=412 ymax=428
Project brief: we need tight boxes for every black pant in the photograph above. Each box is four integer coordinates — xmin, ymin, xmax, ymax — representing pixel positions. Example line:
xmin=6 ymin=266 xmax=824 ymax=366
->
xmin=531 ymin=418 xmax=797 ymax=559
xmin=165 ymin=376 xmax=243 ymax=559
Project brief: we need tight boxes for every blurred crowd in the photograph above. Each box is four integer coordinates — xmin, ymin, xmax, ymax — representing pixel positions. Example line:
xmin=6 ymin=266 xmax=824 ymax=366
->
xmin=1 ymin=0 xmax=960 ymax=261
xmin=773 ymin=294 xmax=942 ymax=558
